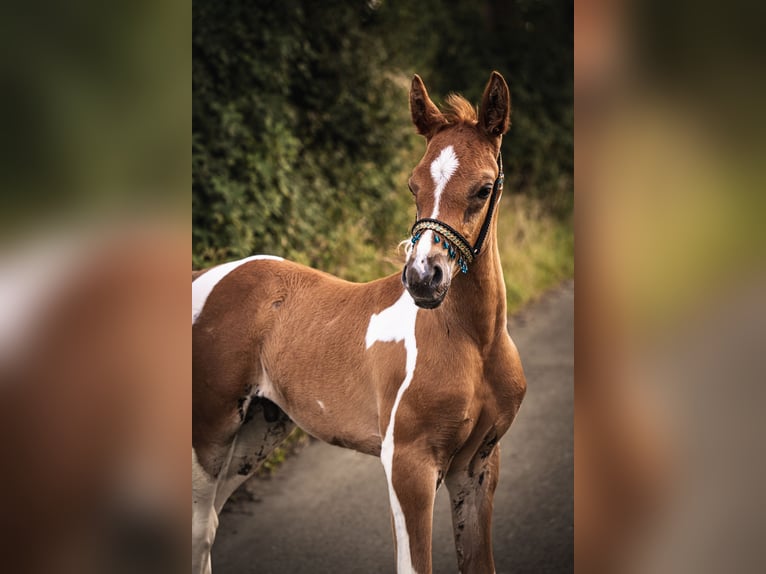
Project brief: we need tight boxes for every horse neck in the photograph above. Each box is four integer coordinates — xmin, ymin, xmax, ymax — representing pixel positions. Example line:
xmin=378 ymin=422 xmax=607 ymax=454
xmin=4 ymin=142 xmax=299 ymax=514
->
xmin=442 ymin=229 xmax=507 ymax=345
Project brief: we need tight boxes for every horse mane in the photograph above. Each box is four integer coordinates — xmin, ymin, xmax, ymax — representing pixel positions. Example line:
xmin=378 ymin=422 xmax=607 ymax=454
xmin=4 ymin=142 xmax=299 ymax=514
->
xmin=442 ymin=93 xmax=478 ymax=126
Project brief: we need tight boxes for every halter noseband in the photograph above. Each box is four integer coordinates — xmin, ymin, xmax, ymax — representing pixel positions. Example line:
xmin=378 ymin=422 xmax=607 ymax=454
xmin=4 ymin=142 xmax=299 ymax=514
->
xmin=410 ymin=151 xmax=504 ymax=274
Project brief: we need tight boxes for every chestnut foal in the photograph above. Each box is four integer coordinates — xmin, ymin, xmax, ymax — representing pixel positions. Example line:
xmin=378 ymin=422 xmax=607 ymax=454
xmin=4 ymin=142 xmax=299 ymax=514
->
xmin=192 ymin=71 xmax=526 ymax=574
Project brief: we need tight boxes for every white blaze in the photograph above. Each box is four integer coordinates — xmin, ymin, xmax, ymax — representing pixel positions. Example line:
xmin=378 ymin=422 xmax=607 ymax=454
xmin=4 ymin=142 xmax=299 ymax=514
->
xmin=412 ymin=145 xmax=459 ymax=272
xmin=192 ymin=255 xmax=283 ymax=324
xmin=429 ymin=144 xmax=459 ymax=217
xmin=366 ymin=290 xmax=420 ymax=574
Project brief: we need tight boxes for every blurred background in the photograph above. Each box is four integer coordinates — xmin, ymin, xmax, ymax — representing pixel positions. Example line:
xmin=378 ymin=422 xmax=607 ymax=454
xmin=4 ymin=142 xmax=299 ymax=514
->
xmin=0 ymin=0 xmax=189 ymax=571
xmin=576 ymin=0 xmax=766 ymax=572
xmin=192 ymin=0 xmax=574 ymax=312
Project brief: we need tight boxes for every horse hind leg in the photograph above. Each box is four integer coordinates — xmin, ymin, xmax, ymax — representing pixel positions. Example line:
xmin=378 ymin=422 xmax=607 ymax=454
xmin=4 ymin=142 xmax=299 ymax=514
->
xmin=213 ymin=397 xmax=295 ymax=509
xmin=192 ymin=448 xmax=218 ymax=574
xmin=192 ymin=397 xmax=295 ymax=574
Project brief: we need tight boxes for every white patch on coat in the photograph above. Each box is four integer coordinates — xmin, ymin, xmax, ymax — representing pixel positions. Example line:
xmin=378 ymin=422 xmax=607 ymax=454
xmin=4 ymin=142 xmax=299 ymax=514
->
xmin=412 ymin=145 xmax=459 ymax=274
xmin=317 ymin=400 xmax=325 ymax=411
xmin=192 ymin=255 xmax=283 ymax=324
xmin=366 ymin=290 xmax=420 ymax=574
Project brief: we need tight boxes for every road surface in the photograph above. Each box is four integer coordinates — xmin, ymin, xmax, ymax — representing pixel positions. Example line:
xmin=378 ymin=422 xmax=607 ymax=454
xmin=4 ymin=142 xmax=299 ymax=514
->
xmin=213 ymin=281 xmax=573 ymax=573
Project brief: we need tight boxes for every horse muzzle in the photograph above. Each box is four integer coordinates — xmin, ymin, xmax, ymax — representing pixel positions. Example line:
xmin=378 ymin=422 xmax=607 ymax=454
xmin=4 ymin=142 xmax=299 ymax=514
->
xmin=402 ymin=251 xmax=452 ymax=309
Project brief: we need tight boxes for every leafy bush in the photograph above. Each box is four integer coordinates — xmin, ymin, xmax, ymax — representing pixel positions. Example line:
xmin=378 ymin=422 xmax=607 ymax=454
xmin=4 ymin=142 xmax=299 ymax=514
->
xmin=372 ymin=0 xmax=573 ymax=217
xmin=193 ymin=0 xmax=415 ymax=278
xmin=193 ymin=0 xmax=573 ymax=290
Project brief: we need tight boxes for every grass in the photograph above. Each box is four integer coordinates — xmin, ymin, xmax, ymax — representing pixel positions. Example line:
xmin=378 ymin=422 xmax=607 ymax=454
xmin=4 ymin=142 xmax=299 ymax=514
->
xmin=497 ymin=194 xmax=574 ymax=314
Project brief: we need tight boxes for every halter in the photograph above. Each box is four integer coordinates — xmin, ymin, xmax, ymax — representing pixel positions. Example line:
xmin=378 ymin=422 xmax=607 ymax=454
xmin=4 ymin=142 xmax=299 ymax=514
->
xmin=410 ymin=151 xmax=504 ymax=274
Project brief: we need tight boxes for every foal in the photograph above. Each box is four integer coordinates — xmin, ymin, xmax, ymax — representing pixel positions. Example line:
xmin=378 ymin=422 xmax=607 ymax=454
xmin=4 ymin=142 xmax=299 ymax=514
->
xmin=192 ymin=71 xmax=526 ymax=574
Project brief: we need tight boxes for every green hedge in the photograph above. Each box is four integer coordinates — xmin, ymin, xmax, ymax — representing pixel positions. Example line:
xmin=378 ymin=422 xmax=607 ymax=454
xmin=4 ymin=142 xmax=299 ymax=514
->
xmin=193 ymin=0 xmax=573 ymax=280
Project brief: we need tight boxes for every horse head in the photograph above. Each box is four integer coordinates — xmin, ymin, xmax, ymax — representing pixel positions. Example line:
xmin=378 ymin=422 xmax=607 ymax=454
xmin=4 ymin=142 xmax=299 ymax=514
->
xmin=402 ymin=71 xmax=511 ymax=309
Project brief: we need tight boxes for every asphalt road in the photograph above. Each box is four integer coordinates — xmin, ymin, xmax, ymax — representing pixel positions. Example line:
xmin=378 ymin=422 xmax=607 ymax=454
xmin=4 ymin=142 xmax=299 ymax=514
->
xmin=213 ymin=281 xmax=573 ymax=573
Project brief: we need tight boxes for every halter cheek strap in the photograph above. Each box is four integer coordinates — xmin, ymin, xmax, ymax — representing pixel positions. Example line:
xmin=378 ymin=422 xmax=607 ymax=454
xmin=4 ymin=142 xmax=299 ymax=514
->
xmin=410 ymin=151 xmax=504 ymax=274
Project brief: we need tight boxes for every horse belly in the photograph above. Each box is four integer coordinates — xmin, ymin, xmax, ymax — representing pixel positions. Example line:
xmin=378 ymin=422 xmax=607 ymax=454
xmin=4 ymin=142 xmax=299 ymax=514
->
xmin=295 ymin=400 xmax=383 ymax=456
xmin=273 ymin=390 xmax=382 ymax=455
xmin=258 ymin=355 xmax=382 ymax=456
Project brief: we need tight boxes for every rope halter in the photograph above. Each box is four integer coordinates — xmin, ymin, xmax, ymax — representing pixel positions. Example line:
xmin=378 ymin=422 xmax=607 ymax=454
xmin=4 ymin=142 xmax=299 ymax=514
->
xmin=410 ymin=151 xmax=504 ymax=274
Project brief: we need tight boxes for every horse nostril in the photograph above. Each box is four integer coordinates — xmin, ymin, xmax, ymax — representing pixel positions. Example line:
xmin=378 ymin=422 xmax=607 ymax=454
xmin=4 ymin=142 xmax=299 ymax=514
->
xmin=430 ymin=264 xmax=443 ymax=287
xmin=404 ymin=263 xmax=422 ymax=287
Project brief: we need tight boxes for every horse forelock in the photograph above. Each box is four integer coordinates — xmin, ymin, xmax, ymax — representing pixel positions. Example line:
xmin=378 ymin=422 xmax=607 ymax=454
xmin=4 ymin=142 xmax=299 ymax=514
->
xmin=441 ymin=94 xmax=478 ymax=126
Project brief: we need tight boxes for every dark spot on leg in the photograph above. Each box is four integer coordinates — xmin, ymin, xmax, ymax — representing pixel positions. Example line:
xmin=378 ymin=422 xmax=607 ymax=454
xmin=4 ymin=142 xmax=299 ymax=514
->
xmin=458 ymin=522 xmax=465 ymax=531
xmin=478 ymin=471 xmax=485 ymax=486
xmin=479 ymin=430 xmax=499 ymax=459
xmin=238 ymin=461 xmax=253 ymax=476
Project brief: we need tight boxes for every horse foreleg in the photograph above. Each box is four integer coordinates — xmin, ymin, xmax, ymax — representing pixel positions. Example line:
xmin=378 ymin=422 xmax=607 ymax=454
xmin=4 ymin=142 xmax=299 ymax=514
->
xmin=445 ymin=445 xmax=501 ymax=574
xmin=382 ymin=446 xmax=439 ymax=574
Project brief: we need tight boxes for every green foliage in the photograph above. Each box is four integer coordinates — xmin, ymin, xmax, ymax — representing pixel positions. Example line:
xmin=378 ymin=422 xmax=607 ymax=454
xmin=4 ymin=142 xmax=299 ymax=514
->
xmin=498 ymin=196 xmax=574 ymax=313
xmin=193 ymin=0 xmax=573 ymax=295
xmin=193 ymin=0 xmax=415 ymax=277
xmin=372 ymin=0 xmax=573 ymax=216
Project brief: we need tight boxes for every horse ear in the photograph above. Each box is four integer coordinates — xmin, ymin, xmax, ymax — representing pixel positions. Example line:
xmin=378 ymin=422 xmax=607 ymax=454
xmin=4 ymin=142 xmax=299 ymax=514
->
xmin=479 ymin=71 xmax=511 ymax=138
xmin=410 ymin=74 xmax=447 ymax=138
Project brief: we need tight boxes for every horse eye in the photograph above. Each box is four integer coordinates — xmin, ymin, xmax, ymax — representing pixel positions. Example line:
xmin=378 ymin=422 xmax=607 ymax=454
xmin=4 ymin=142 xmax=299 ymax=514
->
xmin=477 ymin=185 xmax=492 ymax=200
